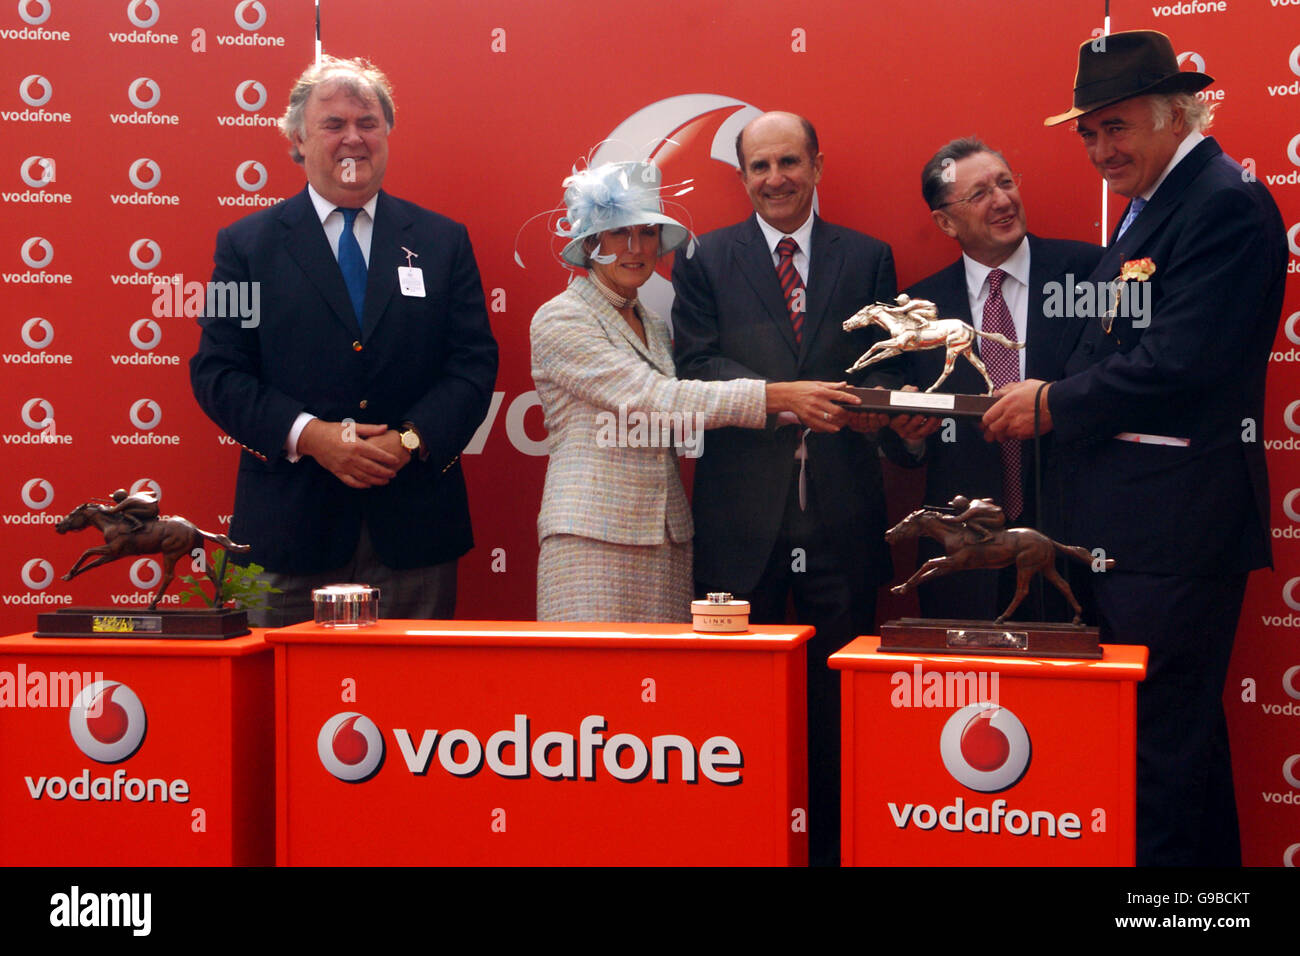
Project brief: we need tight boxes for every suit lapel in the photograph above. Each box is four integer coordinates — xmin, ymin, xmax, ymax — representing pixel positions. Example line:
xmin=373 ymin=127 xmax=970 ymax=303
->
xmin=733 ymin=216 xmax=799 ymax=359
xmin=803 ymin=217 xmax=844 ymax=365
xmin=1025 ymin=235 xmax=1066 ymax=380
xmin=361 ymin=191 xmax=405 ymax=343
xmin=575 ymin=276 xmax=669 ymax=373
xmin=278 ymin=188 xmax=359 ymax=338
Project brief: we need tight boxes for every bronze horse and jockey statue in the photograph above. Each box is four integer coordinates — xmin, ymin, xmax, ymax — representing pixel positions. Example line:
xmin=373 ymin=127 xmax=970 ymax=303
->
xmin=56 ymin=489 xmax=250 ymax=611
xmin=885 ymin=496 xmax=1115 ymax=625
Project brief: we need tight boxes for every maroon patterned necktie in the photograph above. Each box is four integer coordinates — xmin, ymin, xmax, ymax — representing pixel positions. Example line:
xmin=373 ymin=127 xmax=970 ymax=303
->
xmin=776 ymin=237 xmax=805 ymax=344
xmin=982 ymin=269 xmax=1023 ymax=520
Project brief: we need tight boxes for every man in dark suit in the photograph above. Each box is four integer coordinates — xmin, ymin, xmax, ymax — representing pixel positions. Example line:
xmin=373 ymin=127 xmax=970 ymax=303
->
xmin=985 ymin=31 xmax=1287 ymax=865
xmin=906 ymin=138 xmax=1103 ymax=621
xmin=190 ymin=56 xmax=498 ymax=626
xmin=672 ymin=111 xmax=901 ymax=864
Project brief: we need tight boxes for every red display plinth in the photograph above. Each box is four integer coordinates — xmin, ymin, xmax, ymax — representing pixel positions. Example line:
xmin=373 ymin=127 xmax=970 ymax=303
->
xmin=269 ymin=621 xmax=809 ymax=865
xmin=0 ymin=630 xmax=274 ymax=866
xmin=830 ymin=636 xmax=1147 ymax=866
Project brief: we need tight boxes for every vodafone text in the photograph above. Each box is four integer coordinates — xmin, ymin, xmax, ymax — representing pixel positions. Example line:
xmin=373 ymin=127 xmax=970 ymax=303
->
xmin=50 ymin=886 xmax=150 ymax=937
xmin=888 ymin=796 xmax=1082 ymax=838
xmin=26 ymin=768 xmax=190 ymax=803
xmin=393 ymin=714 xmax=743 ymax=784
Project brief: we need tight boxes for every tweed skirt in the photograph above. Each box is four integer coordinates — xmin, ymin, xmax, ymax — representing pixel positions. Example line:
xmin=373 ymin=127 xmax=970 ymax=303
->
xmin=536 ymin=534 xmax=692 ymax=623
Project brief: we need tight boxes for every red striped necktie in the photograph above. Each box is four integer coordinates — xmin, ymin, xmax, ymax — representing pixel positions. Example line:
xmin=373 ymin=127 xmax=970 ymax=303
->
xmin=776 ymin=236 xmax=805 ymax=344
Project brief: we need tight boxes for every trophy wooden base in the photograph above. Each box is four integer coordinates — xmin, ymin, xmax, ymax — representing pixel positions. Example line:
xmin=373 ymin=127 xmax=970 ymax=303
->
xmin=34 ymin=607 xmax=251 ymax=640
xmin=879 ymin=618 xmax=1102 ymax=659
xmin=840 ymin=387 xmax=996 ymax=419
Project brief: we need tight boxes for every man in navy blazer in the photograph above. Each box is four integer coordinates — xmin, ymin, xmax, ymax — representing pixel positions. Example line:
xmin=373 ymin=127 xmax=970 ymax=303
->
xmin=672 ymin=111 xmax=903 ymax=864
xmin=985 ymin=32 xmax=1287 ymax=865
xmin=905 ymin=138 xmax=1103 ymax=621
xmin=190 ymin=56 xmax=498 ymax=625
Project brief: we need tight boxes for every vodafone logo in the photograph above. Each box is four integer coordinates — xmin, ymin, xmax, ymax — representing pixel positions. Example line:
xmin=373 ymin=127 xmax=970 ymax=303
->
xmin=21 ymin=237 xmax=54 ymax=269
xmin=128 ymin=558 xmax=161 ymax=590
xmin=1286 ymin=312 xmax=1300 ymax=347
xmin=19 ymin=0 xmax=51 ymax=25
xmin=939 ymin=703 xmax=1031 ymax=793
xmin=127 ymin=77 xmax=160 ymax=111
xmin=69 ymin=682 xmax=147 ymax=763
xmin=1284 ymin=755 xmax=1300 ymax=789
xmin=19 ymin=74 xmax=52 ymax=107
xmin=1285 ymin=489 xmax=1300 ymax=523
xmin=1285 ymin=665 xmax=1300 ymax=701
xmin=1176 ymin=51 xmax=1206 ymax=73
xmin=21 ymin=317 xmax=53 ymax=349
xmin=21 ymin=398 xmax=54 ymax=430
xmin=1285 ymin=400 xmax=1300 ymax=435
xmin=1289 ymin=136 xmax=1300 ymax=169
xmin=128 ymin=158 xmax=161 ymax=191
xmin=234 ymin=79 xmax=267 ymax=111
xmin=21 ymin=558 xmax=54 ymax=590
xmin=1291 ymin=44 xmax=1300 ymax=78
xmin=128 ymin=399 xmax=162 ymax=431
xmin=21 ymin=478 xmax=54 ymax=510
xmin=1287 ymin=843 xmax=1300 ymax=867
xmin=233 ymin=0 xmax=265 ymax=30
xmin=1283 ymin=578 xmax=1300 ymax=612
xmin=318 ymin=712 xmax=385 ymax=782
xmin=128 ymin=238 xmax=161 ymax=271
xmin=129 ymin=478 xmax=161 ymax=499
xmin=129 ymin=318 xmax=162 ymax=351
xmin=126 ymin=0 xmax=159 ymax=28
xmin=1289 ymin=223 xmax=1300 ymax=258
xmin=235 ymin=160 xmax=267 ymax=193
xmin=20 ymin=155 xmax=54 ymax=188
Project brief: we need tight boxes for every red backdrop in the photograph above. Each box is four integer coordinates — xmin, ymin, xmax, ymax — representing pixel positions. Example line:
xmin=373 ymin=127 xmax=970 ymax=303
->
xmin=3 ymin=0 xmax=1297 ymax=865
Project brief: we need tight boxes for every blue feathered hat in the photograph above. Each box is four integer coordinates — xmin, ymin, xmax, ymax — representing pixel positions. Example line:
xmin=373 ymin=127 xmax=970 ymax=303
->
xmin=557 ymin=161 xmax=690 ymax=267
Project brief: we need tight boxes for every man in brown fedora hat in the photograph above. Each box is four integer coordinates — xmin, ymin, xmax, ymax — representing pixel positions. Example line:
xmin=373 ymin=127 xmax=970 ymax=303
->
xmin=984 ymin=30 xmax=1287 ymax=866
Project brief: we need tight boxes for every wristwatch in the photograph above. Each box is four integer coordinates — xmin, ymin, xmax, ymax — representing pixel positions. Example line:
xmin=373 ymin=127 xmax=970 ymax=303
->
xmin=398 ymin=423 xmax=423 ymax=457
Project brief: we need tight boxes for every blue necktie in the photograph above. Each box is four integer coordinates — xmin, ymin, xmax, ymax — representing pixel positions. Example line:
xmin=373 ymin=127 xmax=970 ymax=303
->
xmin=1115 ymin=197 xmax=1146 ymax=240
xmin=337 ymin=207 xmax=366 ymax=326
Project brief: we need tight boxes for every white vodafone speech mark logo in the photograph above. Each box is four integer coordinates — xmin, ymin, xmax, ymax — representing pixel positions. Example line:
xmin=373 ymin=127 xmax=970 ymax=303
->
xmin=1285 ymin=400 xmax=1300 ymax=435
xmin=1285 ymin=489 xmax=1300 ymax=523
xmin=939 ymin=703 xmax=1032 ymax=793
xmin=1291 ymin=44 xmax=1300 ymax=78
xmin=127 ymin=77 xmax=160 ymax=110
xmin=19 ymin=0 xmax=52 ymax=26
xmin=129 ymin=399 xmax=162 ymax=431
xmin=1289 ymin=135 xmax=1300 ymax=170
xmin=1283 ymin=578 xmax=1300 ymax=613
xmin=128 ymin=238 xmax=161 ymax=271
xmin=1284 ymin=755 xmax=1300 ymax=789
xmin=1176 ymin=51 xmax=1206 ymax=73
xmin=126 ymin=0 xmax=159 ymax=28
xmin=21 ymin=558 xmax=54 ymax=591
xmin=129 ymin=558 xmax=161 ymax=590
xmin=235 ymin=160 xmax=268 ymax=193
xmin=1288 ymin=223 xmax=1300 ymax=259
xmin=128 ymin=158 xmax=161 ymax=191
xmin=1286 ymin=312 xmax=1300 ymax=347
xmin=234 ymin=0 xmax=266 ymax=30
xmin=21 ymin=478 xmax=54 ymax=511
xmin=70 ymin=682 xmax=147 ymax=764
xmin=1285 ymin=665 xmax=1300 ymax=701
xmin=1287 ymin=843 xmax=1300 ymax=867
xmin=318 ymin=712 xmax=385 ymax=782
xmin=20 ymin=155 xmax=54 ymax=188
xmin=129 ymin=478 xmax=161 ymax=499
xmin=129 ymin=318 xmax=162 ymax=351
xmin=21 ymin=398 xmax=54 ymax=430
xmin=234 ymin=80 xmax=267 ymax=112
xmin=19 ymin=74 xmax=52 ymax=107
xmin=21 ymin=237 xmax=53 ymax=269
xmin=21 ymin=317 xmax=53 ymax=349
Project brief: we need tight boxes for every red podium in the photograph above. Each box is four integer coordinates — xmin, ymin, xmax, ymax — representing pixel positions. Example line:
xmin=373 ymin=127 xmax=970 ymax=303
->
xmin=269 ymin=620 xmax=809 ymax=865
xmin=0 ymin=630 xmax=274 ymax=866
xmin=830 ymin=636 xmax=1147 ymax=866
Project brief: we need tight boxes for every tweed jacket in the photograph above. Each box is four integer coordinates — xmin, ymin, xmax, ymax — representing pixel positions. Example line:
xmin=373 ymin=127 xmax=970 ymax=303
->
xmin=530 ymin=275 xmax=765 ymax=546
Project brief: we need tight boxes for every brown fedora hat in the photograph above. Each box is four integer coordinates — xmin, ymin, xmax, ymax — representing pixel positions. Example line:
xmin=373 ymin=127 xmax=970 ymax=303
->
xmin=1044 ymin=30 xmax=1213 ymax=126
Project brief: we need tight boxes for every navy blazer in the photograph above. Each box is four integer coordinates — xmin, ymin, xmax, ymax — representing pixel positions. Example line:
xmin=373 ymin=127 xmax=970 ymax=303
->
xmin=905 ymin=235 xmax=1104 ymax=619
xmin=1048 ymin=137 xmax=1286 ymax=575
xmin=672 ymin=214 xmax=901 ymax=592
xmin=190 ymin=188 xmax=498 ymax=574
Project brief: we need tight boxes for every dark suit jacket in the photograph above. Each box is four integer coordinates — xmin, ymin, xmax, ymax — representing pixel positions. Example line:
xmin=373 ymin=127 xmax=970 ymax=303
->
xmin=671 ymin=214 xmax=900 ymax=593
xmin=1048 ymin=137 xmax=1286 ymax=576
xmin=190 ymin=187 xmax=499 ymax=574
xmin=905 ymin=236 xmax=1104 ymax=618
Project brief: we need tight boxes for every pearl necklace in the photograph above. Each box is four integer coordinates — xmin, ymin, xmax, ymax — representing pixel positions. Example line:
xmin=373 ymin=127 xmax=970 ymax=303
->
xmin=589 ymin=271 xmax=635 ymax=310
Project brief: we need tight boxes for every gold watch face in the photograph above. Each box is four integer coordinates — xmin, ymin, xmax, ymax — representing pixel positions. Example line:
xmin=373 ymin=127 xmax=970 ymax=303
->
xmin=400 ymin=430 xmax=420 ymax=452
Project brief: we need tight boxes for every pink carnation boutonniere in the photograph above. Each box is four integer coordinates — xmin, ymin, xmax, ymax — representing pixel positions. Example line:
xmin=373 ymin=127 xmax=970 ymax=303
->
xmin=1103 ymin=258 xmax=1157 ymax=335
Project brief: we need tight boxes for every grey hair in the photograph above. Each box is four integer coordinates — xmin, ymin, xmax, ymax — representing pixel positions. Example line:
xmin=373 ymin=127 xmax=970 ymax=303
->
xmin=920 ymin=137 xmax=1009 ymax=210
xmin=279 ymin=55 xmax=396 ymax=163
xmin=1150 ymin=92 xmax=1215 ymax=133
